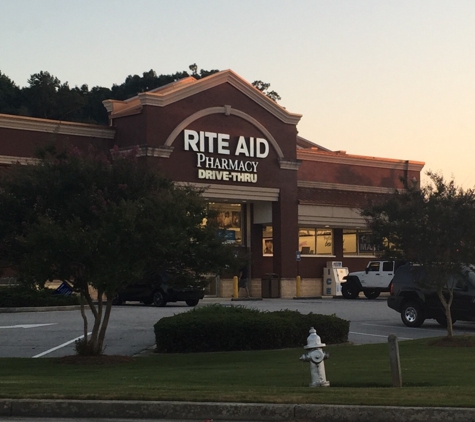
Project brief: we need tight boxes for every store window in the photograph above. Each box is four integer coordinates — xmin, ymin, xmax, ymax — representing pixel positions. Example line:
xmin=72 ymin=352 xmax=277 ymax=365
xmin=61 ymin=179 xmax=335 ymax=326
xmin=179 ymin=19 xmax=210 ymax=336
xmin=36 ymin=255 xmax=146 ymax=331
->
xmin=298 ymin=228 xmax=333 ymax=256
xmin=209 ymin=203 xmax=242 ymax=245
xmin=343 ymin=230 xmax=381 ymax=256
xmin=262 ymin=225 xmax=273 ymax=255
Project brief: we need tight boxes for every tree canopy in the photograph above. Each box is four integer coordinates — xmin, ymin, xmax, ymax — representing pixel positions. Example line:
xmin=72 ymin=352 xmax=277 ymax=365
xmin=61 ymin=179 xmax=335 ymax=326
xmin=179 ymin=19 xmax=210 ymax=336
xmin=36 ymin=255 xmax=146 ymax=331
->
xmin=0 ymin=64 xmax=280 ymax=124
xmin=362 ymin=172 xmax=475 ymax=337
xmin=0 ymin=145 xmax=239 ymax=354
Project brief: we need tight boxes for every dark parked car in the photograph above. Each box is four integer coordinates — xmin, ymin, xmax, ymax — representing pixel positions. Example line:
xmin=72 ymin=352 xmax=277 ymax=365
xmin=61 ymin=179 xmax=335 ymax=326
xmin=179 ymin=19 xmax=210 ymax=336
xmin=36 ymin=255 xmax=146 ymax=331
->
xmin=387 ymin=262 xmax=475 ymax=327
xmin=112 ymin=276 xmax=204 ymax=307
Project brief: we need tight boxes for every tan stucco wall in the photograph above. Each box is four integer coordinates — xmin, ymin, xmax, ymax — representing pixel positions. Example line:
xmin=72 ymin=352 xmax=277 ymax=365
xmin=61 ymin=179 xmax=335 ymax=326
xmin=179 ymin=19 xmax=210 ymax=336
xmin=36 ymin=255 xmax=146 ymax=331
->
xmin=218 ymin=277 xmax=323 ymax=299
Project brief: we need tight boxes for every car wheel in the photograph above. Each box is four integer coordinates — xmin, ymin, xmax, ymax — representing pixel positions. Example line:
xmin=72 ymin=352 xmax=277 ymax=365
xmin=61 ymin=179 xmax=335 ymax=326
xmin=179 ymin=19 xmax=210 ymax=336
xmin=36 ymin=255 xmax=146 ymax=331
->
xmin=111 ymin=295 xmax=123 ymax=306
xmin=364 ymin=290 xmax=380 ymax=299
xmin=152 ymin=291 xmax=167 ymax=307
xmin=185 ymin=299 xmax=199 ymax=307
xmin=401 ymin=301 xmax=425 ymax=327
xmin=342 ymin=282 xmax=359 ymax=299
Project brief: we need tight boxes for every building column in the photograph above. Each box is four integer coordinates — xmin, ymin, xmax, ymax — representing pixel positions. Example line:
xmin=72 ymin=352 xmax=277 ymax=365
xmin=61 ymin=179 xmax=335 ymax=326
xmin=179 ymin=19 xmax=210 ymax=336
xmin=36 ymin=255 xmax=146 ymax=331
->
xmin=272 ymin=182 xmax=299 ymax=297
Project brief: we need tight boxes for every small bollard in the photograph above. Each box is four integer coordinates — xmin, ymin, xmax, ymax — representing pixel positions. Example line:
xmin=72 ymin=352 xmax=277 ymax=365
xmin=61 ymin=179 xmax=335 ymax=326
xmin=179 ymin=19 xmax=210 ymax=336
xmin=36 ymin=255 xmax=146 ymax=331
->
xmin=233 ymin=276 xmax=239 ymax=298
xmin=388 ymin=334 xmax=402 ymax=387
xmin=299 ymin=327 xmax=330 ymax=387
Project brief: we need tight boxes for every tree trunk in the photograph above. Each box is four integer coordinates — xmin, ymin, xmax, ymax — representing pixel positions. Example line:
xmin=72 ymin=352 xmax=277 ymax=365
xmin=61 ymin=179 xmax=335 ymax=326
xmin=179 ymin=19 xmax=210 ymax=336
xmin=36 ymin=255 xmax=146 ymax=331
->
xmin=79 ymin=291 xmax=88 ymax=339
xmin=96 ymin=299 xmax=113 ymax=352
xmin=437 ymin=289 xmax=454 ymax=338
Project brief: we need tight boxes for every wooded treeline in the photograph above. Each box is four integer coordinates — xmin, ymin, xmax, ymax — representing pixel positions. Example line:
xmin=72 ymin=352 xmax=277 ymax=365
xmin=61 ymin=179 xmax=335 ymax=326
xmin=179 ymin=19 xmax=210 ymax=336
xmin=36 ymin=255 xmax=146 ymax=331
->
xmin=0 ymin=64 xmax=280 ymax=125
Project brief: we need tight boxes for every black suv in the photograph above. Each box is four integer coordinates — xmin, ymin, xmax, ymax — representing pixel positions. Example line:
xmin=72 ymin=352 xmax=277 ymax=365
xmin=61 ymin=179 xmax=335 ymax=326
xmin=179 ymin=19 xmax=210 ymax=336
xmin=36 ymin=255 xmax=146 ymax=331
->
xmin=387 ymin=263 xmax=475 ymax=327
xmin=112 ymin=277 xmax=204 ymax=307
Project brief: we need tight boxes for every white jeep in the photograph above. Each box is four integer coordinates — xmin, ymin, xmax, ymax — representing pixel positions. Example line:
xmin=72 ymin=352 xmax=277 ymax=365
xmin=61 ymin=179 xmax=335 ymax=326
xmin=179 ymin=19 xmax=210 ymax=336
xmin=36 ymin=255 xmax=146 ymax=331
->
xmin=341 ymin=260 xmax=405 ymax=299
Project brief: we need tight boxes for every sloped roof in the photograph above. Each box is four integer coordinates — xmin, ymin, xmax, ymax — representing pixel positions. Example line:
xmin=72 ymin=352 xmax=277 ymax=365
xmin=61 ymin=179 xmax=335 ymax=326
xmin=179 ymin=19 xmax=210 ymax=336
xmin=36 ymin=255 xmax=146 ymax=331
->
xmin=296 ymin=135 xmax=332 ymax=151
xmin=103 ymin=69 xmax=302 ymax=125
xmin=297 ymin=146 xmax=425 ymax=172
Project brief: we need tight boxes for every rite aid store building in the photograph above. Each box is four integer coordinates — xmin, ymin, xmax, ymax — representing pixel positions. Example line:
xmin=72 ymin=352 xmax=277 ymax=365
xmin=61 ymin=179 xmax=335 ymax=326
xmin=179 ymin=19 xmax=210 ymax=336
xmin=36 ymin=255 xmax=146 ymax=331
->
xmin=0 ymin=70 xmax=424 ymax=298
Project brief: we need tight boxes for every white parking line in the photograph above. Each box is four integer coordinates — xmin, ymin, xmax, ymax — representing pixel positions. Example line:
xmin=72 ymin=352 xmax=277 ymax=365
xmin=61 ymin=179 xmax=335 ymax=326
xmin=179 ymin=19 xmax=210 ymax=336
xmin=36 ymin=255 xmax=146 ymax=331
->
xmin=0 ymin=323 xmax=57 ymax=329
xmin=350 ymin=331 xmax=413 ymax=340
xmin=361 ymin=322 xmax=447 ymax=332
xmin=33 ymin=332 xmax=92 ymax=358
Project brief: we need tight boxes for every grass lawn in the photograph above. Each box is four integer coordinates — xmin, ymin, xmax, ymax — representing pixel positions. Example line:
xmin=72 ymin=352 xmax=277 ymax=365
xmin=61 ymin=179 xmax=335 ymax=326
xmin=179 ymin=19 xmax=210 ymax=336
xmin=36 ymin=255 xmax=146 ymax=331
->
xmin=2 ymin=336 xmax=475 ymax=408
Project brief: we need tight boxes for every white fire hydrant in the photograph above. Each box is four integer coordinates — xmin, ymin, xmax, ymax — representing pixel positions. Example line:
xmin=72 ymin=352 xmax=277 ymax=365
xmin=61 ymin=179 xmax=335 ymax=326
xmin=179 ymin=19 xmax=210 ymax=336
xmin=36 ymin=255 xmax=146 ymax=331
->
xmin=299 ymin=327 xmax=330 ymax=387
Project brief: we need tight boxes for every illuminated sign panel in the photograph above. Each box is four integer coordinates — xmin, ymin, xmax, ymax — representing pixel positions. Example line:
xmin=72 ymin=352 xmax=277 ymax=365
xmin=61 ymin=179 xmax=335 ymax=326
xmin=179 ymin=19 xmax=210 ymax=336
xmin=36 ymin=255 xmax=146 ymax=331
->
xmin=183 ymin=129 xmax=270 ymax=184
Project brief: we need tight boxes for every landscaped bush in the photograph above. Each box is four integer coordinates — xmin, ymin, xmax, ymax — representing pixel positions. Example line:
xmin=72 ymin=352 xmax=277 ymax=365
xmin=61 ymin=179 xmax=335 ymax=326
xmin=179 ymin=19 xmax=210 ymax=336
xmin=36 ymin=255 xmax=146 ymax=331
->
xmin=154 ymin=304 xmax=349 ymax=353
xmin=0 ymin=285 xmax=80 ymax=307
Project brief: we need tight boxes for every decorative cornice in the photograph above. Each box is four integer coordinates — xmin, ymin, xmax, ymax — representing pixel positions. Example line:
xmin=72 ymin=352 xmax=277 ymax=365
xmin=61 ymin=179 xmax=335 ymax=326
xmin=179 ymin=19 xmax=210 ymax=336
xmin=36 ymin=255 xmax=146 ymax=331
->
xmin=298 ymin=180 xmax=397 ymax=194
xmin=140 ymin=146 xmax=174 ymax=158
xmin=108 ymin=70 xmax=302 ymax=125
xmin=0 ymin=155 xmax=39 ymax=165
xmin=297 ymin=149 xmax=425 ymax=172
xmin=113 ymin=146 xmax=174 ymax=158
xmin=279 ymin=159 xmax=301 ymax=171
xmin=0 ymin=114 xmax=115 ymax=139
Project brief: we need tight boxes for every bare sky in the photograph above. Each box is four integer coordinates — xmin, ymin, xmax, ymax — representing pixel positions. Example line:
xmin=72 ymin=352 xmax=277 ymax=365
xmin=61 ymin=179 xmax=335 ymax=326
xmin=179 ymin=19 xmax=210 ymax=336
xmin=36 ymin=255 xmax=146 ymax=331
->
xmin=1 ymin=0 xmax=474 ymax=186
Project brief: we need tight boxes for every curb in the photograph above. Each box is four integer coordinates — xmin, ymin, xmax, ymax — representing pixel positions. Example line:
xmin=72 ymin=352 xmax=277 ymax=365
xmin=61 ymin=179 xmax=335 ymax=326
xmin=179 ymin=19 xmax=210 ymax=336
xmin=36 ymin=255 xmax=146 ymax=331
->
xmin=1 ymin=399 xmax=475 ymax=421
xmin=0 ymin=305 xmax=81 ymax=313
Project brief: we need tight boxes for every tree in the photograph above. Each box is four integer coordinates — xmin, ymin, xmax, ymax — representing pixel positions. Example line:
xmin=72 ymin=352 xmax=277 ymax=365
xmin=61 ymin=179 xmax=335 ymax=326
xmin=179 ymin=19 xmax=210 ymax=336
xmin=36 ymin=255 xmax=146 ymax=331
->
xmin=110 ymin=68 xmax=191 ymax=101
xmin=0 ymin=145 xmax=237 ymax=355
xmin=362 ymin=172 xmax=475 ymax=337
xmin=54 ymin=83 xmax=88 ymax=122
xmin=23 ymin=71 xmax=61 ymax=118
xmin=0 ymin=72 xmax=22 ymax=115
xmin=252 ymin=80 xmax=281 ymax=102
xmin=83 ymin=85 xmax=112 ymax=124
xmin=1 ymin=66 xmax=280 ymax=123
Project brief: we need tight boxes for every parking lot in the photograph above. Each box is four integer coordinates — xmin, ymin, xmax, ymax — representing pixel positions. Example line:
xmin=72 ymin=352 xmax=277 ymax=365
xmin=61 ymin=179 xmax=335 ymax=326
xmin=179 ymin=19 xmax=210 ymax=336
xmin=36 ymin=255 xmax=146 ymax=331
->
xmin=2 ymin=296 xmax=475 ymax=358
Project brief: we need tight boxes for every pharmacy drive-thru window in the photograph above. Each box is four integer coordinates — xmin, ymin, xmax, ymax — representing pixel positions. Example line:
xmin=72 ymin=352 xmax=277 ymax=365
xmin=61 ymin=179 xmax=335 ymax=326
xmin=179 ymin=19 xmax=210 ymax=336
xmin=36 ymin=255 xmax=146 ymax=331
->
xmin=0 ymin=69 xmax=425 ymax=298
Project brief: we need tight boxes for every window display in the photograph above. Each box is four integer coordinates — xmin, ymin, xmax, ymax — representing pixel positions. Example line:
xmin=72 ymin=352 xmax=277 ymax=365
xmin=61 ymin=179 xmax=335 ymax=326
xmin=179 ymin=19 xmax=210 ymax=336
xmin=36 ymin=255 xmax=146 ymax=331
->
xmin=209 ymin=203 xmax=242 ymax=244
xmin=343 ymin=230 xmax=381 ymax=256
xmin=299 ymin=228 xmax=333 ymax=255
xmin=262 ymin=226 xmax=273 ymax=255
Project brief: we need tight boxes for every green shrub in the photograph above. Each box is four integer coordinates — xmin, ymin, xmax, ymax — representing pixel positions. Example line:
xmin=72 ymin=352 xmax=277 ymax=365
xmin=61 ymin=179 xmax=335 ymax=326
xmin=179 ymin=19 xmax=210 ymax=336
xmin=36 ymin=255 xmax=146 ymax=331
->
xmin=154 ymin=304 xmax=349 ymax=353
xmin=0 ymin=285 xmax=80 ymax=307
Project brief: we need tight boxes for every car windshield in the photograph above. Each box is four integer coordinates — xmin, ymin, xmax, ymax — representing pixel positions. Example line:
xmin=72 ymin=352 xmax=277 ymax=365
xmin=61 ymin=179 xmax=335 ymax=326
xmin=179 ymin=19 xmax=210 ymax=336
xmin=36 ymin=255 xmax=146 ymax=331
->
xmin=446 ymin=266 xmax=475 ymax=290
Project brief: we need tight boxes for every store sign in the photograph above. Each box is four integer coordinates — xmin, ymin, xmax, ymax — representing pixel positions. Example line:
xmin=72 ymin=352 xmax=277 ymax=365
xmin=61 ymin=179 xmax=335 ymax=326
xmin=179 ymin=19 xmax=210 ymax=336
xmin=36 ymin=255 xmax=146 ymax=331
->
xmin=183 ymin=129 xmax=269 ymax=184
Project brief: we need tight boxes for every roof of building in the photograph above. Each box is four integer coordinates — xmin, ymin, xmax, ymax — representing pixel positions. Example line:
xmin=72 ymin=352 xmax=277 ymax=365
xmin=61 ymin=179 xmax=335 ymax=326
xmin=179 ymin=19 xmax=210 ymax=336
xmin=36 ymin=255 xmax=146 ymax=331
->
xmin=103 ymin=69 xmax=303 ymax=125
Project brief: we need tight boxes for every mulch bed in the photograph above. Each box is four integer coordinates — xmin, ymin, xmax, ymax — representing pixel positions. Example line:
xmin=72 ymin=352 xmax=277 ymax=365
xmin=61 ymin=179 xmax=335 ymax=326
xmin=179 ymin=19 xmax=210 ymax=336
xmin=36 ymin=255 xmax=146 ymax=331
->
xmin=428 ymin=335 xmax=475 ymax=347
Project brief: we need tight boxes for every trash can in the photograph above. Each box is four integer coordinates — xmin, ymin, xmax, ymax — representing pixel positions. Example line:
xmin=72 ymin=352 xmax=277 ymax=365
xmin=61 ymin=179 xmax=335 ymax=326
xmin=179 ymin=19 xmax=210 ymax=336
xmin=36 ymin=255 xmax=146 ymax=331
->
xmin=261 ymin=273 xmax=280 ymax=298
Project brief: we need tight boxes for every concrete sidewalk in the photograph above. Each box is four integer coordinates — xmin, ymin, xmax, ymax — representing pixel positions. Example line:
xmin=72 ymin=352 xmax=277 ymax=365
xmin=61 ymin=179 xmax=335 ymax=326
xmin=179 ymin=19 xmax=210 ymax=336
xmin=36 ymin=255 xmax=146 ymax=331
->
xmin=1 ymin=399 xmax=474 ymax=422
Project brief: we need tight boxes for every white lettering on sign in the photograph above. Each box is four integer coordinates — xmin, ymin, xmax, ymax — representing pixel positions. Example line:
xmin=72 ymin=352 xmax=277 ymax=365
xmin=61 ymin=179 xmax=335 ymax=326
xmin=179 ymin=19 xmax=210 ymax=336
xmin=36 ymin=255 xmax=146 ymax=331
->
xmin=184 ymin=130 xmax=268 ymax=158
xmin=184 ymin=129 xmax=269 ymax=184
xmin=184 ymin=130 xmax=232 ymax=155
xmin=235 ymin=136 xmax=269 ymax=158
xmin=196 ymin=153 xmax=258 ymax=172
xmin=198 ymin=169 xmax=258 ymax=183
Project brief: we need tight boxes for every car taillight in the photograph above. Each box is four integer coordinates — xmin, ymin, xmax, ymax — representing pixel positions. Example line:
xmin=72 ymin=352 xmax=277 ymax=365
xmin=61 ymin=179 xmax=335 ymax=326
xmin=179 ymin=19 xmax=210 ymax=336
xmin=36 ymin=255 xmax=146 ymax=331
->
xmin=390 ymin=282 xmax=394 ymax=295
